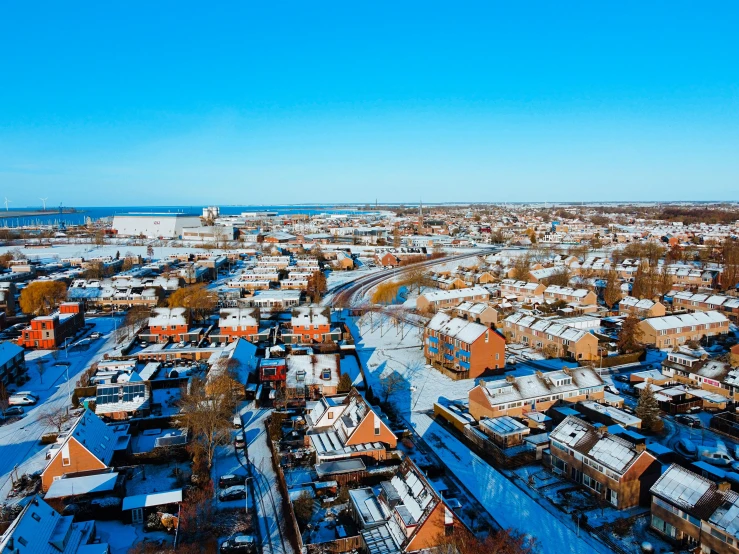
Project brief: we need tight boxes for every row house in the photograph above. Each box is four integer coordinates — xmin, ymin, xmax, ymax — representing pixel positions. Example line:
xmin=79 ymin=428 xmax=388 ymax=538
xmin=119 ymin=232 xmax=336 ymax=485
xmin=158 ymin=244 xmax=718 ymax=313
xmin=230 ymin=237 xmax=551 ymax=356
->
xmin=503 ymin=313 xmax=600 ymax=361
xmin=0 ymin=341 xmax=26 ymax=385
xmin=416 ymin=286 xmax=490 ymax=313
xmin=672 ymin=291 xmax=739 ymax=324
xmin=217 ymin=307 xmax=260 ymax=342
xmin=453 ymin=301 xmax=499 ymax=327
xmin=543 ymin=285 xmax=598 ymax=306
xmin=499 ymin=279 xmax=546 ymax=300
xmin=661 ymin=351 xmax=737 ymax=400
xmin=618 ymin=296 xmax=666 ymax=318
xmin=548 ymin=416 xmax=660 ymax=509
xmin=650 ymin=464 xmax=739 ymax=551
xmin=638 ymin=311 xmax=730 ymax=349
xmin=423 ymin=313 xmax=505 ymax=379
xmin=280 ymin=278 xmax=309 ymax=290
xmin=468 ymin=367 xmax=604 ymax=421
xmin=147 ymin=307 xmax=189 ymax=343
xmin=283 ymin=307 xmax=337 ymax=344
xmin=664 ymin=265 xmax=718 ymax=289
xmin=285 ymin=353 xmax=341 ymax=401
xmin=256 ymin=256 xmax=292 ymax=268
xmin=227 ymin=278 xmax=270 ymax=291
xmin=18 ymin=303 xmax=85 ymax=349
xmin=306 ymin=390 xmax=397 ymax=462
xmin=349 ymin=459 xmax=466 ymax=554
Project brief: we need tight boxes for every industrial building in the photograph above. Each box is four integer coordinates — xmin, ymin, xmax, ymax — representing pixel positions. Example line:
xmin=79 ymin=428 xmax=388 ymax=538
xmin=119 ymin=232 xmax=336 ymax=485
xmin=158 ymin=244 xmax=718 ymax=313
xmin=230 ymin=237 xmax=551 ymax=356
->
xmin=111 ymin=212 xmax=203 ymax=239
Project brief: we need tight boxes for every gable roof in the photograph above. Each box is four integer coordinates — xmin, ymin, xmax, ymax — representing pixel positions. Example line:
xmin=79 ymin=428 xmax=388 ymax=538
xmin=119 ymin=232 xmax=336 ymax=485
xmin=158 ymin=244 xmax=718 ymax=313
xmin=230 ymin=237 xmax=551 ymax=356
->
xmin=47 ymin=410 xmax=118 ymax=471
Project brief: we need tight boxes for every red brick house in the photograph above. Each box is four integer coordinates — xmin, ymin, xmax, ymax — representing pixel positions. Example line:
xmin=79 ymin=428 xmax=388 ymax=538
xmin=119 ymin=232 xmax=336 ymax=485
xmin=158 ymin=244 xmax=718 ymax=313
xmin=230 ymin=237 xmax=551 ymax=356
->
xmin=283 ymin=307 xmax=339 ymax=344
xmin=148 ymin=307 xmax=188 ymax=343
xmin=18 ymin=302 xmax=85 ymax=349
xmin=41 ymin=410 xmax=125 ymax=492
xmin=218 ymin=308 xmax=260 ymax=342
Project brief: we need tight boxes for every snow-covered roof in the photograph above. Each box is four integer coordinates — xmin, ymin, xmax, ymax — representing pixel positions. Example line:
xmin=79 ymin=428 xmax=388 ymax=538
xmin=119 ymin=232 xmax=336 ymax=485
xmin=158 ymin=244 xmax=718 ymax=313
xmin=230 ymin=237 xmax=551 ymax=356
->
xmin=291 ymin=307 xmax=330 ymax=327
xmin=504 ymin=312 xmax=592 ymax=342
xmin=122 ymin=489 xmax=183 ymax=510
xmin=419 ymin=285 xmax=490 ymax=303
xmin=149 ymin=307 xmax=187 ymax=327
xmin=426 ymin=312 xmax=490 ymax=345
xmin=286 ymin=354 xmax=340 ymax=389
xmin=45 ymin=472 xmax=119 ymax=499
xmin=219 ymin=307 xmax=259 ymax=329
xmin=479 ymin=415 xmax=529 ymax=437
xmin=642 ymin=310 xmax=728 ymax=332
xmin=481 ymin=367 xmax=603 ymax=406
xmin=0 ymin=340 xmax=23 ymax=364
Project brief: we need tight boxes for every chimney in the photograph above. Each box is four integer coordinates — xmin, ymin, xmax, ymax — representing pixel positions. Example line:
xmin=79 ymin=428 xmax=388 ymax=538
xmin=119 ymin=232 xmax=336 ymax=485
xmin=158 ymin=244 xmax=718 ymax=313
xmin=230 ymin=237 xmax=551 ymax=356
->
xmin=596 ymin=426 xmax=608 ymax=437
xmin=535 ymin=371 xmax=544 ymax=379
xmin=563 ymin=367 xmax=571 ymax=376
xmin=505 ymin=375 xmax=515 ymax=383
xmin=718 ymin=481 xmax=731 ymax=493
xmin=635 ymin=443 xmax=646 ymax=453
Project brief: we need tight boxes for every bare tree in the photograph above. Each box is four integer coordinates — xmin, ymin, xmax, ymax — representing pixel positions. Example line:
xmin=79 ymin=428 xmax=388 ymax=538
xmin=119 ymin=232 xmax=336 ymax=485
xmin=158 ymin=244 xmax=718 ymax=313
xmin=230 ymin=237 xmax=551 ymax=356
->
xmin=176 ymin=376 xmax=236 ymax=471
xmin=0 ymin=382 xmax=9 ymax=418
xmin=41 ymin=406 xmax=72 ymax=434
xmin=380 ymin=372 xmax=405 ymax=403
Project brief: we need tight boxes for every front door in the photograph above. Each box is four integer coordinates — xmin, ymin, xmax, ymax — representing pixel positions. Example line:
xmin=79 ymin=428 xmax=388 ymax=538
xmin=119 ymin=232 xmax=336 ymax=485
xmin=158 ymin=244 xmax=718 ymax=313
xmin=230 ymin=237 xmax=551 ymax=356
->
xmin=131 ymin=508 xmax=144 ymax=524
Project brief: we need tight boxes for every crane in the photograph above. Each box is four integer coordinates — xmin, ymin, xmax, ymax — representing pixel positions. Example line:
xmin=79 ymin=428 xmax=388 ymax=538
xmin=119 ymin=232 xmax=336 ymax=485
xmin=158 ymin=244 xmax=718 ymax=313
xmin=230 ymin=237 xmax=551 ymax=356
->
xmin=40 ymin=197 xmax=48 ymax=211
xmin=3 ymin=198 xmax=10 ymax=212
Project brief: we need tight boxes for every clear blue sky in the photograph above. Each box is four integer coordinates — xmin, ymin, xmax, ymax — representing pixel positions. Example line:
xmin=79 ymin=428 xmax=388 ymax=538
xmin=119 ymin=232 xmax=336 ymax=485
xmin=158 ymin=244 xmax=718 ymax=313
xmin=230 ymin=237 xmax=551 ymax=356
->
xmin=1 ymin=1 xmax=737 ymax=206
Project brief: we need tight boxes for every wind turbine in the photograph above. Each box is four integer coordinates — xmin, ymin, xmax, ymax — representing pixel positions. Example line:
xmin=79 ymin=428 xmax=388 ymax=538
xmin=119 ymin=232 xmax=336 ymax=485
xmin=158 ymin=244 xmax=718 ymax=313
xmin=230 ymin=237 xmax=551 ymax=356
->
xmin=3 ymin=198 xmax=10 ymax=212
xmin=40 ymin=197 xmax=48 ymax=211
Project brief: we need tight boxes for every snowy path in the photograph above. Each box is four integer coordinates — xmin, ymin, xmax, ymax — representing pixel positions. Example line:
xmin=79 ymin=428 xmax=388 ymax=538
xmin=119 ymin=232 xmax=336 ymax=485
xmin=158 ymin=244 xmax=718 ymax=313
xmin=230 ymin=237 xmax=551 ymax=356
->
xmin=242 ymin=407 xmax=293 ymax=554
xmin=410 ymin=412 xmax=610 ymax=554
xmin=0 ymin=317 xmax=121 ymax=499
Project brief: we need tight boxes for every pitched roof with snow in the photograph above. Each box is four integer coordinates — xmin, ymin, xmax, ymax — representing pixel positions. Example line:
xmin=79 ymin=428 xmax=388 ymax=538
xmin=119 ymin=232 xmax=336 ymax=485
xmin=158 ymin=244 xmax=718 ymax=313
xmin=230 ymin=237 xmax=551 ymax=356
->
xmin=419 ymin=286 xmax=490 ymax=303
xmin=149 ymin=307 xmax=187 ymax=327
xmin=642 ymin=310 xmax=729 ymax=332
xmin=426 ymin=313 xmax=491 ymax=345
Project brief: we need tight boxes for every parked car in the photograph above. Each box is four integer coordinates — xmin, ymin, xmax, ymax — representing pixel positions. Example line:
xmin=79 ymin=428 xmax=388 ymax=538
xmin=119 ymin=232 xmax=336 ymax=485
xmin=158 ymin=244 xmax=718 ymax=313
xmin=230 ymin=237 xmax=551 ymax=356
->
xmin=605 ymin=385 xmax=620 ymax=395
xmin=220 ymin=534 xmax=256 ymax=553
xmin=4 ymin=407 xmax=24 ymax=417
xmin=675 ymin=438 xmax=698 ymax=460
xmin=219 ymin=485 xmax=247 ymax=502
xmin=234 ymin=435 xmax=246 ymax=449
xmin=219 ymin=474 xmax=245 ymax=489
xmin=699 ymin=441 xmax=734 ymax=466
xmin=676 ymin=415 xmax=702 ymax=428
xmin=233 ymin=414 xmax=242 ymax=428
xmin=615 ymin=374 xmax=630 ymax=383
xmin=90 ymin=332 xmax=102 ymax=339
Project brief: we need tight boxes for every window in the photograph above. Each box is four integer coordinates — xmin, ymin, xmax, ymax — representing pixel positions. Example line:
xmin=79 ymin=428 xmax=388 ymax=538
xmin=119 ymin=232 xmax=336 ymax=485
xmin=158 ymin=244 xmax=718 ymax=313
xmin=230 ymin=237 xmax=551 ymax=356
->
xmin=62 ymin=456 xmax=71 ymax=466
xmin=31 ymin=512 xmax=40 ymax=522
xmin=651 ymin=515 xmax=676 ymax=538
xmin=18 ymin=537 xmax=27 ymax=547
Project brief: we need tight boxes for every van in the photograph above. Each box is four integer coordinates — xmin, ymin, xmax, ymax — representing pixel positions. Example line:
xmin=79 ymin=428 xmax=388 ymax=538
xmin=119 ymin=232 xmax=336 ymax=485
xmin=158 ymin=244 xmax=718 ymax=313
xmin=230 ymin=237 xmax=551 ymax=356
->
xmin=220 ymin=535 xmax=256 ymax=554
xmin=233 ymin=414 xmax=242 ymax=428
xmin=9 ymin=393 xmax=38 ymax=406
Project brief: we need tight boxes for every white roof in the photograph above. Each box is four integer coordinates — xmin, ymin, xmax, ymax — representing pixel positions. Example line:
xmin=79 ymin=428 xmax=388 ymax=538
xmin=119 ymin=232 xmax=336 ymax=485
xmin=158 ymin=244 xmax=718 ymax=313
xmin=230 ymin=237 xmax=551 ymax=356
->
xmin=149 ymin=307 xmax=187 ymax=327
xmin=291 ymin=307 xmax=330 ymax=327
xmin=420 ymin=285 xmax=490 ymax=303
xmin=219 ymin=307 xmax=259 ymax=328
xmin=426 ymin=312 xmax=490 ymax=344
xmin=122 ymin=489 xmax=183 ymax=510
xmin=643 ymin=310 xmax=728 ymax=332
xmin=45 ymin=472 xmax=119 ymax=499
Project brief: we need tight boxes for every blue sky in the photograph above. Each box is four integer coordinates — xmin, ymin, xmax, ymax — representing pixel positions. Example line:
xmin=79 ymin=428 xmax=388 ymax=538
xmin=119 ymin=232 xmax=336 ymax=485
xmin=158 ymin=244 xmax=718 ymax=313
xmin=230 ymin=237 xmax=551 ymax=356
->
xmin=1 ymin=1 xmax=737 ymax=206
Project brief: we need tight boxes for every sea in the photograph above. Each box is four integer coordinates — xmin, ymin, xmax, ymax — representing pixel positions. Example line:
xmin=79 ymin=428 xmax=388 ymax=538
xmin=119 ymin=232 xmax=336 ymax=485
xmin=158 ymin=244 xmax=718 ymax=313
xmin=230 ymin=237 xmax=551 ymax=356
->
xmin=0 ymin=205 xmax=377 ymax=228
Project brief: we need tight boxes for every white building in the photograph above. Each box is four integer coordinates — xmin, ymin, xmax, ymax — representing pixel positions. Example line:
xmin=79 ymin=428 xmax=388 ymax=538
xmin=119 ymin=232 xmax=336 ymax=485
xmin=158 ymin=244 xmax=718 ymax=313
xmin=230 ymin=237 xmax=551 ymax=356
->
xmin=111 ymin=212 xmax=203 ymax=239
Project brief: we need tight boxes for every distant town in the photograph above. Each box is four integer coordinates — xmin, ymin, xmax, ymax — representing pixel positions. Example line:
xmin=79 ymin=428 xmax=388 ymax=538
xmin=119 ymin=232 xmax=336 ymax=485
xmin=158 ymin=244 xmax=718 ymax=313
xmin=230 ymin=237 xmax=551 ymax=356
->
xmin=0 ymin=201 xmax=738 ymax=554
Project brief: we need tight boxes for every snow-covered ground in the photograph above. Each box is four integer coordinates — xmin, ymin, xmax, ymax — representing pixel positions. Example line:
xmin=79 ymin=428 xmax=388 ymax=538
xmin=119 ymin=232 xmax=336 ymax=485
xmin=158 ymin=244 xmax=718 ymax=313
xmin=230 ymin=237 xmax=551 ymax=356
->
xmin=410 ymin=412 xmax=610 ymax=554
xmin=0 ymin=316 xmax=122 ymax=499
xmin=346 ymin=312 xmax=475 ymax=413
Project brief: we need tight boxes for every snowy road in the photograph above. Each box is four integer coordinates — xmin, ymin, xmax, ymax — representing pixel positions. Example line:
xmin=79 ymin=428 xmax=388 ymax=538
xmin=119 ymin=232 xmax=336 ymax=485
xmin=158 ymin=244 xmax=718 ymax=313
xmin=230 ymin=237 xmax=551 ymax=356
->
xmin=239 ymin=406 xmax=293 ymax=554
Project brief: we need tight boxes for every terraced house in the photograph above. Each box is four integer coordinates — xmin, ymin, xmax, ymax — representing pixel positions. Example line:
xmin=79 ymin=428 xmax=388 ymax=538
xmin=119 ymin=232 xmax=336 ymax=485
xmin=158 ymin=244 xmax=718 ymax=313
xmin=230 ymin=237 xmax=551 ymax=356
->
xmin=618 ymin=296 xmax=666 ymax=318
xmin=503 ymin=313 xmax=600 ymax=361
xmin=543 ymin=285 xmax=598 ymax=306
xmin=499 ymin=279 xmax=545 ymax=300
xmin=424 ymin=312 xmax=505 ymax=379
xmin=638 ymin=311 xmax=730 ymax=349
xmin=468 ymin=367 xmax=604 ymax=420
xmin=672 ymin=291 xmax=739 ymax=324
xmin=548 ymin=416 xmax=660 ymax=509
xmin=650 ymin=464 xmax=739 ymax=552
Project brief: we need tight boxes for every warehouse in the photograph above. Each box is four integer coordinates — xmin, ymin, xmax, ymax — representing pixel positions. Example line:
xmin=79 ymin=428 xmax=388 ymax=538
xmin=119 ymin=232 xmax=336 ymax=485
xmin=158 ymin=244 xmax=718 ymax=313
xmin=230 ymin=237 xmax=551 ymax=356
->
xmin=111 ymin=212 xmax=203 ymax=239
